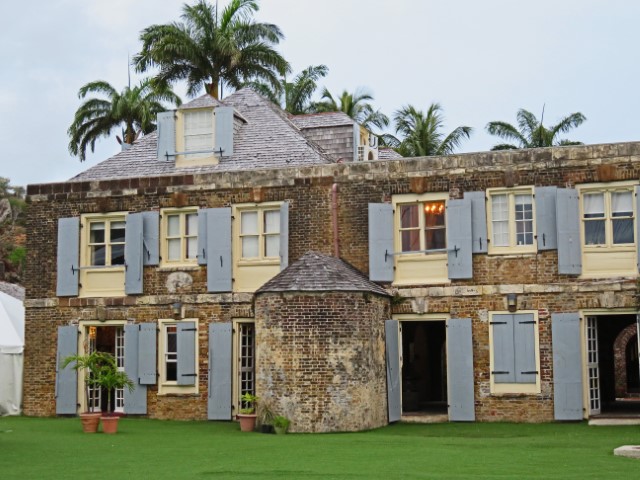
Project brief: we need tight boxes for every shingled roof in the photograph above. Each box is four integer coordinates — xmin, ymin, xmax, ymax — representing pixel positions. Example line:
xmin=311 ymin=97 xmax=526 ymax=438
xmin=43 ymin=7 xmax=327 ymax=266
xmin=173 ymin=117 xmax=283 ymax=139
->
xmin=378 ymin=147 xmax=403 ymax=160
xmin=289 ymin=111 xmax=355 ymax=129
xmin=70 ymin=88 xmax=333 ymax=182
xmin=256 ymin=251 xmax=389 ymax=296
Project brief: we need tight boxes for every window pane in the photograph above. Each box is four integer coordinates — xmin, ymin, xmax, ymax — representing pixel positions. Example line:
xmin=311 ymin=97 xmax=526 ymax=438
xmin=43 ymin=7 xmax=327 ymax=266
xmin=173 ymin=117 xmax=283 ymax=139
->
xmin=515 ymin=195 xmax=533 ymax=245
xmin=424 ymin=201 xmax=445 ymax=227
xmin=111 ymin=245 xmax=125 ymax=265
xmin=110 ymin=222 xmax=125 ymax=243
xmin=264 ymin=211 xmax=280 ymax=234
xmin=491 ymin=195 xmax=508 ymax=221
xmin=90 ymin=223 xmax=105 ymax=244
xmin=241 ymin=212 xmax=258 ymax=234
xmin=400 ymin=205 xmax=419 ymax=228
xmin=425 ymin=228 xmax=446 ymax=250
xmin=583 ymin=193 xmax=604 ymax=218
xmin=265 ymin=234 xmax=280 ymax=257
xmin=514 ymin=195 xmax=533 ymax=220
xmin=91 ymin=246 xmax=105 ymax=266
xmin=585 ymin=220 xmax=605 ymax=245
xmin=167 ymin=326 xmax=177 ymax=351
xmin=186 ymin=237 xmax=198 ymax=259
xmin=613 ymin=219 xmax=634 ymax=244
xmin=493 ymin=221 xmax=509 ymax=247
xmin=168 ymin=238 xmax=181 ymax=260
xmin=242 ymin=236 xmax=259 ymax=258
xmin=167 ymin=215 xmax=180 ymax=236
xmin=401 ymin=230 xmax=420 ymax=252
xmin=612 ymin=191 xmax=633 ymax=217
xmin=166 ymin=362 xmax=177 ymax=382
xmin=186 ymin=213 xmax=198 ymax=235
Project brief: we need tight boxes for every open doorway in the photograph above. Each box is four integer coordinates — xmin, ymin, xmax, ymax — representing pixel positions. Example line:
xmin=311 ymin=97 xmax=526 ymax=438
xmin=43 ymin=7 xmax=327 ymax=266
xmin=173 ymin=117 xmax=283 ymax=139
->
xmin=400 ymin=320 xmax=447 ymax=416
xmin=587 ymin=314 xmax=640 ymax=417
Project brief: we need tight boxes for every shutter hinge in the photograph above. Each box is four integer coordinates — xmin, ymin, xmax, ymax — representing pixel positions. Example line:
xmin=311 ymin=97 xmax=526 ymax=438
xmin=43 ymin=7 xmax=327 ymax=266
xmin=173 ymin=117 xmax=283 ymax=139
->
xmin=182 ymin=328 xmax=197 ymax=332
xmin=519 ymin=321 xmax=537 ymax=325
xmin=181 ymin=373 xmax=198 ymax=377
xmin=521 ymin=371 xmax=539 ymax=375
xmin=489 ymin=321 xmax=507 ymax=325
xmin=491 ymin=371 xmax=510 ymax=374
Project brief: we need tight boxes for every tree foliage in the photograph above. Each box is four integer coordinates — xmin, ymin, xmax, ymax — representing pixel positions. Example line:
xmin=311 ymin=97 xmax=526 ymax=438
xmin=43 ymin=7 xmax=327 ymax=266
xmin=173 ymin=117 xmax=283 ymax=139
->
xmin=134 ymin=0 xmax=290 ymax=99
xmin=312 ymin=87 xmax=389 ymax=131
xmin=0 ymin=177 xmax=26 ymax=283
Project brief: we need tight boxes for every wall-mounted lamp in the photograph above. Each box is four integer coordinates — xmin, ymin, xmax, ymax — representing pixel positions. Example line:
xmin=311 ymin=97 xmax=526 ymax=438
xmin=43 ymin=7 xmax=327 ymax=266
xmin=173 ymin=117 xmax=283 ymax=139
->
xmin=172 ymin=302 xmax=183 ymax=319
xmin=507 ymin=293 xmax=517 ymax=313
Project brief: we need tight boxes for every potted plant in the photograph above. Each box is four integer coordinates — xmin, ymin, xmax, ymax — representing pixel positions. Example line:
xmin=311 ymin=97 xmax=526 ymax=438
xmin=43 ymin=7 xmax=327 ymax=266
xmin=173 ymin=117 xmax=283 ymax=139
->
xmin=61 ymin=351 xmax=113 ymax=433
xmin=94 ymin=353 xmax=134 ymax=434
xmin=237 ymin=393 xmax=258 ymax=432
xmin=272 ymin=415 xmax=290 ymax=435
xmin=257 ymin=399 xmax=276 ymax=434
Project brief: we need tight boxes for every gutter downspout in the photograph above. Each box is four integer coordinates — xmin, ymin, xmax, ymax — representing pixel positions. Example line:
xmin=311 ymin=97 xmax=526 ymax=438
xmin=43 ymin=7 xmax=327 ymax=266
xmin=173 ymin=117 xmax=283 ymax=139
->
xmin=332 ymin=183 xmax=340 ymax=258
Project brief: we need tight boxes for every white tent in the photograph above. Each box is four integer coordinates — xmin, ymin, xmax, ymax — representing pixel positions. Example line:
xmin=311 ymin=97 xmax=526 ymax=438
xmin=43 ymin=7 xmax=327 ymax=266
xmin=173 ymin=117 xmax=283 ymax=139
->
xmin=0 ymin=290 xmax=24 ymax=415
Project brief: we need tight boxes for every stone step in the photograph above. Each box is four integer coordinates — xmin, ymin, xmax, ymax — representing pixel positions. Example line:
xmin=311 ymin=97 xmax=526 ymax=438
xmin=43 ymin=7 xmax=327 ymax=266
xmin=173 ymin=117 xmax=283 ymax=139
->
xmin=589 ymin=417 xmax=640 ymax=426
xmin=401 ymin=414 xmax=448 ymax=424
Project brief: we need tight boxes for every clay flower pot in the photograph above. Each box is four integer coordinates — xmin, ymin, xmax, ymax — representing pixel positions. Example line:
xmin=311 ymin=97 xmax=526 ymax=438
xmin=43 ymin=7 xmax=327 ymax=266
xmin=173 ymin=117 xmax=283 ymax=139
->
xmin=80 ymin=412 xmax=101 ymax=433
xmin=100 ymin=415 xmax=120 ymax=434
xmin=237 ymin=413 xmax=257 ymax=432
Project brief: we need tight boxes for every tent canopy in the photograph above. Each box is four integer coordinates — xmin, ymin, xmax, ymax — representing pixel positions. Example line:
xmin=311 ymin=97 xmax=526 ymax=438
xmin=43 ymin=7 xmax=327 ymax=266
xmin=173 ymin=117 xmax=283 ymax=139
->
xmin=0 ymin=291 xmax=24 ymax=354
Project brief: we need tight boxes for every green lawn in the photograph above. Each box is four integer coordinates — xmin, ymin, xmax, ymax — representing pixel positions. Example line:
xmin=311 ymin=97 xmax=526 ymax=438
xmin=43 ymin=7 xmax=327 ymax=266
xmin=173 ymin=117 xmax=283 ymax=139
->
xmin=1 ymin=417 xmax=639 ymax=479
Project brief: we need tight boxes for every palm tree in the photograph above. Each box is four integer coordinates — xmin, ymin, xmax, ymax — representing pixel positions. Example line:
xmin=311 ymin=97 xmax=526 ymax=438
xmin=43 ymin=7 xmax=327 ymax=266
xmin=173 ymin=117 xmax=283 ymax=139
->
xmin=68 ymin=79 xmax=181 ymax=162
xmin=486 ymin=107 xmax=586 ymax=150
xmin=312 ymin=88 xmax=389 ymax=131
xmin=133 ymin=0 xmax=290 ymax=99
xmin=246 ymin=64 xmax=328 ymax=114
xmin=383 ymin=103 xmax=472 ymax=157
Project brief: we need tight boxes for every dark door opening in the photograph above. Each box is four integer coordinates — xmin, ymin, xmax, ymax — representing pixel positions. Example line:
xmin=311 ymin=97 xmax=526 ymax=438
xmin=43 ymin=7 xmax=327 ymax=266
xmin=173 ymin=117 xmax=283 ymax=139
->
xmin=86 ymin=325 xmax=125 ymax=413
xmin=595 ymin=314 xmax=640 ymax=415
xmin=401 ymin=321 xmax=447 ymax=415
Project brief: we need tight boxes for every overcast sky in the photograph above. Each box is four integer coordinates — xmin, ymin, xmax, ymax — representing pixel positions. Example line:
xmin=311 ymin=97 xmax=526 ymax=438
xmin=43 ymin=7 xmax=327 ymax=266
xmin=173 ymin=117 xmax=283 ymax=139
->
xmin=2 ymin=0 xmax=639 ymax=187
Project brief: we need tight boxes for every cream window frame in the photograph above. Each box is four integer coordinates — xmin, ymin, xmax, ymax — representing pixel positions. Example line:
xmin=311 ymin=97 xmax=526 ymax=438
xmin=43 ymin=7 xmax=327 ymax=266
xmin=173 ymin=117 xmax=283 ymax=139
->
xmin=157 ymin=318 xmax=199 ymax=396
xmin=81 ymin=213 xmax=127 ymax=268
xmin=488 ymin=310 xmax=541 ymax=395
xmin=234 ymin=202 xmax=282 ymax=266
xmin=487 ymin=187 xmax=536 ymax=255
xmin=231 ymin=318 xmax=256 ymax=416
xmin=160 ymin=208 xmax=199 ymax=267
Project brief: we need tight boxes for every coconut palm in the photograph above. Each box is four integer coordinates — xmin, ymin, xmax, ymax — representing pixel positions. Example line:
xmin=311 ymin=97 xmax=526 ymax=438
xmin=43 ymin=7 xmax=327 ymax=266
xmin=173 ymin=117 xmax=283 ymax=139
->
xmin=68 ymin=79 xmax=181 ymax=162
xmin=134 ymin=0 xmax=290 ymax=99
xmin=383 ymin=103 xmax=472 ymax=157
xmin=312 ymin=88 xmax=389 ymax=131
xmin=246 ymin=64 xmax=328 ymax=114
xmin=486 ymin=107 xmax=586 ymax=150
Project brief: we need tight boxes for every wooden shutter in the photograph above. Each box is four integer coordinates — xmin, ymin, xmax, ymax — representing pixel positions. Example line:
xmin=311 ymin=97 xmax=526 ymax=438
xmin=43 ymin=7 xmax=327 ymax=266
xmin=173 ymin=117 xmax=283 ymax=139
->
xmin=463 ymin=191 xmax=488 ymax=254
xmin=447 ymin=198 xmax=473 ymax=279
xmin=491 ymin=314 xmax=515 ymax=383
xmin=177 ymin=321 xmax=197 ymax=386
xmin=385 ymin=319 xmax=401 ymax=423
xmin=125 ymin=213 xmax=144 ymax=295
xmin=55 ymin=325 xmax=78 ymax=415
xmin=206 ymin=208 xmax=232 ymax=292
xmin=214 ymin=107 xmax=234 ymax=157
xmin=514 ymin=313 xmax=537 ymax=383
xmin=447 ymin=318 xmax=475 ymax=421
xmin=535 ymin=186 xmax=558 ymax=251
xmin=208 ymin=322 xmax=232 ymax=420
xmin=197 ymin=208 xmax=209 ymax=266
xmin=636 ymin=186 xmax=640 ymax=272
xmin=156 ymin=111 xmax=176 ymax=160
xmin=138 ymin=323 xmax=157 ymax=385
xmin=352 ymin=124 xmax=360 ymax=162
xmin=124 ymin=324 xmax=147 ymax=414
xmin=368 ymin=203 xmax=394 ymax=282
xmin=56 ymin=217 xmax=80 ymax=297
xmin=142 ymin=211 xmax=159 ymax=266
xmin=556 ymin=188 xmax=581 ymax=275
xmin=552 ymin=312 xmax=583 ymax=420
xmin=279 ymin=201 xmax=289 ymax=271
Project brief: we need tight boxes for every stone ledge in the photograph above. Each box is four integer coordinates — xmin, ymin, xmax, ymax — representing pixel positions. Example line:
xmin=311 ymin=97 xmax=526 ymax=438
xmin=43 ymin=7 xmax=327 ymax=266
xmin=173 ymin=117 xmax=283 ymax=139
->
xmin=614 ymin=445 xmax=640 ymax=458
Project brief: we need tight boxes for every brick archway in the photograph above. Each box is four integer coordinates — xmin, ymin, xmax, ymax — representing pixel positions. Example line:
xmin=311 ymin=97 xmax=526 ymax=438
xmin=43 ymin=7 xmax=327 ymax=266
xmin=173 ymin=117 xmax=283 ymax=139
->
xmin=614 ymin=323 xmax=637 ymax=398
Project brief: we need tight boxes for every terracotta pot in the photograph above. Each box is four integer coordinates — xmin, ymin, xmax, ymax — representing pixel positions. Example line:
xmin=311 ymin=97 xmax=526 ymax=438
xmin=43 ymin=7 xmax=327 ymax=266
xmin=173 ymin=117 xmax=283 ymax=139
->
xmin=101 ymin=415 xmax=119 ymax=434
xmin=237 ymin=413 xmax=257 ymax=432
xmin=80 ymin=412 xmax=101 ymax=433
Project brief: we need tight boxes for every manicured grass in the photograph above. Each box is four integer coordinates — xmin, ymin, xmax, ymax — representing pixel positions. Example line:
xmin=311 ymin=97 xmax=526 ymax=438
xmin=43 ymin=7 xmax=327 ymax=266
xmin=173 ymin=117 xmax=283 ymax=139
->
xmin=1 ymin=417 xmax=639 ymax=479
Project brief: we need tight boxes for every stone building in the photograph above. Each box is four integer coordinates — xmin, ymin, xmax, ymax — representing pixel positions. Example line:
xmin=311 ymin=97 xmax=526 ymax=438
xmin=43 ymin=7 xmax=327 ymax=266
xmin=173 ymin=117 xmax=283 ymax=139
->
xmin=23 ymin=89 xmax=640 ymax=431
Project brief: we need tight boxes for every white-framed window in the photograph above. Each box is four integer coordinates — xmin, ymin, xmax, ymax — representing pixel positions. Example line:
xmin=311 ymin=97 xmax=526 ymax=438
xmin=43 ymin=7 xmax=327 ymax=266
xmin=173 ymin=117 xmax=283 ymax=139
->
xmin=487 ymin=188 xmax=536 ymax=254
xmin=583 ymin=189 xmax=634 ymax=247
xmin=158 ymin=318 xmax=199 ymax=395
xmin=86 ymin=217 xmax=126 ymax=266
xmin=239 ymin=207 xmax=280 ymax=261
xmin=489 ymin=311 xmax=540 ymax=394
xmin=161 ymin=208 xmax=198 ymax=266
xmin=184 ymin=109 xmax=214 ymax=158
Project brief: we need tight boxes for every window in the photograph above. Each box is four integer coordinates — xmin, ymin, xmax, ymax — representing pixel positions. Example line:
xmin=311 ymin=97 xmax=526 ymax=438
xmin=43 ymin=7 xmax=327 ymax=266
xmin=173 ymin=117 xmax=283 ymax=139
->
xmin=488 ymin=188 xmax=535 ymax=254
xmin=158 ymin=319 xmax=198 ymax=395
xmin=87 ymin=218 xmax=126 ymax=266
xmin=583 ymin=189 xmax=634 ymax=246
xmin=398 ymin=200 xmax=446 ymax=252
xmin=161 ymin=209 xmax=198 ymax=266
xmin=184 ymin=109 xmax=213 ymax=158
xmin=489 ymin=312 xmax=540 ymax=394
xmin=232 ymin=320 xmax=256 ymax=414
xmin=239 ymin=208 xmax=280 ymax=260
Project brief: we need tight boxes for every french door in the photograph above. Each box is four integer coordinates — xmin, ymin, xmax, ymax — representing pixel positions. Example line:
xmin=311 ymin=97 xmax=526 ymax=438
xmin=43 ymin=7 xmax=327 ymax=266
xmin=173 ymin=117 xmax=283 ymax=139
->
xmin=586 ymin=316 xmax=601 ymax=415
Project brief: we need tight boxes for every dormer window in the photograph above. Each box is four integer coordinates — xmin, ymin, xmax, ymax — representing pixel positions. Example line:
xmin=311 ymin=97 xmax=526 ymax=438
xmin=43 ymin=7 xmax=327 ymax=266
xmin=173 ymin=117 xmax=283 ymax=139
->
xmin=184 ymin=109 xmax=214 ymax=159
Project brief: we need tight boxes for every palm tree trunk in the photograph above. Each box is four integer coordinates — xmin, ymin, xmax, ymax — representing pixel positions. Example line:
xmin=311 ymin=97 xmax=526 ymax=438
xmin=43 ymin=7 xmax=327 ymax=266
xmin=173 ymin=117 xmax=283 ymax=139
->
xmin=207 ymin=80 xmax=219 ymax=99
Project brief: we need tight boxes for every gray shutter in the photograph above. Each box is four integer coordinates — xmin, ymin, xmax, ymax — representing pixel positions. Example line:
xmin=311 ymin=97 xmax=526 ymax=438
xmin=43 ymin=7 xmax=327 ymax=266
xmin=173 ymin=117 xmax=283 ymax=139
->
xmin=636 ymin=186 xmax=640 ymax=272
xmin=214 ymin=106 xmax=234 ymax=157
xmin=491 ymin=314 xmax=515 ymax=383
xmin=556 ymin=188 xmax=581 ymax=275
xmin=447 ymin=198 xmax=473 ymax=279
xmin=206 ymin=208 xmax=232 ymax=292
xmin=385 ymin=320 xmax=401 ymax=423
xmin=142 ymin=211 xmax=159 ymax=266
xmin=197 ymin=209 xmax=208 ymax=266
xmin=353 ymin=124 xmax=360 ymax=162
xmin=156 ymin=111 xmax=176 ymax=160
xmin=514 ymin=313 xmax=537 ymax=384
xmin=125 ymin=213 xmax=144 ymax=295
xmin=138 ymin=323 xmax=157 ymax=385
xmin=279 ymin=201 xmax=289 ymax=271
xmin=208 ymin=322 xmax=232 ymax=420
xmin=177 ymin=321 xmax=197 ymax=386
xmin=447 ymin=318 xmax=475 ymax=421
xmin=464 ymin=191 xmax=488 ymax=253
xmin=535 ymin=186 xmax=558 ymax=251
xmin=124 ymin=324 xmax=147 ymax=414
xmin=552 ymin=312 xmax=583 ymax=420
xmin=56 ymin=217 xmax=80 ymax=297
xmin=368 ymin=203 xmax=394 ymax=282
xmin=56 ymin=325 xmax=78 ymax=415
